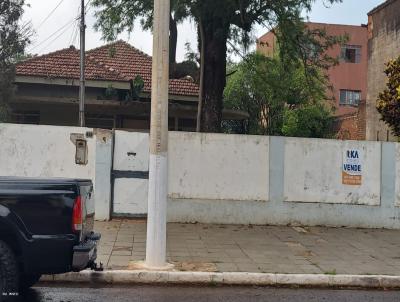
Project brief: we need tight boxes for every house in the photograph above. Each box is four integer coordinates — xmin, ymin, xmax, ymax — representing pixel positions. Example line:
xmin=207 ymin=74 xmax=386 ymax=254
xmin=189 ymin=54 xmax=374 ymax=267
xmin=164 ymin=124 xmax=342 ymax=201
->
xmin=257 ymin=22 xmax=368 ymax=140
xmin=12 ymin=40 xmax=247 ymax=131
xmin=366 ymin=0 xmax=400 ymax=142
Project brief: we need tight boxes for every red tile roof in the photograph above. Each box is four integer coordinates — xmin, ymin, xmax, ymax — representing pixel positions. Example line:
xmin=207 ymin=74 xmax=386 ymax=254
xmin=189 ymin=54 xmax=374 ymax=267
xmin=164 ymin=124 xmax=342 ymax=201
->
xmin=16 ymin=41 xmax=199 ymax=97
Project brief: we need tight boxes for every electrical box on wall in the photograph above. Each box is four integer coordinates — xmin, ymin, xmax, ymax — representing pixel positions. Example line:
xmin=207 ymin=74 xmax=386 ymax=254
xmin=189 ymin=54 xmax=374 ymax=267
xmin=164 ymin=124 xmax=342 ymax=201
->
xmin=70 ymin=133 xmax=90 ymax=166
xmin=75 ymin=139 xmax=88 ymax=165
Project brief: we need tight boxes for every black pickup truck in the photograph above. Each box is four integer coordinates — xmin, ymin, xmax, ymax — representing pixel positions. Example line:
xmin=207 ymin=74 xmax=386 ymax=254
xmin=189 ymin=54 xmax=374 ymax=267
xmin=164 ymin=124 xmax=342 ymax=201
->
xmin=0 ymin=177 xmax=101 ymax=297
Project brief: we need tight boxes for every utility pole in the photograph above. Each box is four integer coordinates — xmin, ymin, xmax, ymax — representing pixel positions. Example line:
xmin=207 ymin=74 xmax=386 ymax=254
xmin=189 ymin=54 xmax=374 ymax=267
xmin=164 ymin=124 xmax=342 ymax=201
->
xmin=79 ymin=0 xmax=86 ymax=127
xmin=145 ymin=0 xmax=170 ymax=269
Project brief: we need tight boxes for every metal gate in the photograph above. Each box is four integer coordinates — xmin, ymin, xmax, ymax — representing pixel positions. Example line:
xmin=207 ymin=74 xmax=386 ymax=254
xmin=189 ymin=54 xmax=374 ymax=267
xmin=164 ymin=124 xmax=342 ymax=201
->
xmin=111 ymin=130 xmax=149 ymax=216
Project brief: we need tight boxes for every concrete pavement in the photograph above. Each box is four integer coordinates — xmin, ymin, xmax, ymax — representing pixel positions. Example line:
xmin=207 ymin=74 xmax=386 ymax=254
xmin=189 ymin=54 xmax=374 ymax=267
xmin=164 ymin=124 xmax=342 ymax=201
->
xmin=95 ymin=219 xmax=400 ymax=275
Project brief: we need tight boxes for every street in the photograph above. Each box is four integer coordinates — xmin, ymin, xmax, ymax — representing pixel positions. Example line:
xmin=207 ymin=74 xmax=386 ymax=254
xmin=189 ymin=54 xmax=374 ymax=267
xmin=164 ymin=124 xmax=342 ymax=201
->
xmin=14 ymin=285 xmax=400 ymax=302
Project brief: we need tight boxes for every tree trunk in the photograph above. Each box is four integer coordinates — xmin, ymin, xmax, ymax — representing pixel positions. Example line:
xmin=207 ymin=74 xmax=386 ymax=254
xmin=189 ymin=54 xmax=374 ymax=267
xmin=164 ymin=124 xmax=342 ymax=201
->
xmin=169 ymin=15 xmax=178 ymax=64
xmin=199 ymin=20 xmax=229 ymax=133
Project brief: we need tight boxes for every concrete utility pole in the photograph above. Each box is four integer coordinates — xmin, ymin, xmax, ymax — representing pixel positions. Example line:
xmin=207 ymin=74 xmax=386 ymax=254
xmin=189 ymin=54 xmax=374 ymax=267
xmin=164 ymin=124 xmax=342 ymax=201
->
xmin=79 ymin=0 xmax=86 ymax=127
xmin=145 ymin=0 xmax=170 ymax=268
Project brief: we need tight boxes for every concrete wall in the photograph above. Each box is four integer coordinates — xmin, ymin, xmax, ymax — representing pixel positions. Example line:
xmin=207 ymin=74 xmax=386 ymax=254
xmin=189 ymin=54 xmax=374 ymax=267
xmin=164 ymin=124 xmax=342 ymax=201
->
xmin=169 ymin=132 xmax=269 ymax=202
xmin=109 ymin=130 xmax=400 ymax=228
xmin=0 ymin=124 xmax=95 ymax=178
xmin=366 ymin=0 xmax=400 ymax=142
xmin=2 ymin=124 xmax=400 ymax=228
xmin=0 ymin=123 xmax=112 ymax=221
xmin=283 ymin=138 xmax=381 ymax=205
xmin=167 ymin=134 xmax=400 ymax=229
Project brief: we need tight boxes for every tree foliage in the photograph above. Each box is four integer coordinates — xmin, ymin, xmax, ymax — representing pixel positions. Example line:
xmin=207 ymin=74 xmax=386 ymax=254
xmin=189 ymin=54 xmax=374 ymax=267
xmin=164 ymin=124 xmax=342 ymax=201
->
xmin=224 ymin=52 xmax=335 ymax=138
xmin=0 ymin=0 xmax=30 ymax=121
xmin=376 ymin=56 xmax=400 ymax=137
xmin=282 ymin=104 xmax=334 ymax=138
xmin=92 ymin=0 xmax=342 ymax=132
xmin=92 ymin=0 xmax=189 ymax=65
xmin=224 ymin=53 xmax=285 ymax=135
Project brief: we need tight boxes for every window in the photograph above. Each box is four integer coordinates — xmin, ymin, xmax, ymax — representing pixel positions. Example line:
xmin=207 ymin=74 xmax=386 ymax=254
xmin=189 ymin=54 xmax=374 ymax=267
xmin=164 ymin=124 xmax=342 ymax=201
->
xmin=341 ymin=45 xmax=361 ymax=63
xmin=340 ymin=90 xmax=361 ymax=106
xmin=11 ymin=111 xmax=40 ymax=124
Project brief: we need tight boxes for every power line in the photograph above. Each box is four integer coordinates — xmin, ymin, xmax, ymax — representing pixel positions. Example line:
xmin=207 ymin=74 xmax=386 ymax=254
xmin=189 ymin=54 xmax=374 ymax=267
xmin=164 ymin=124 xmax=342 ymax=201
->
xmin=68 ymin=19 xmax=78 ymax=46
xmin=84 ymin=0 xmax=93 ymax=16
xmin=28 ymin=16 xmax=79 ymax=53
xmin=72 ymin=25 xmax=80 ymax=47
xmin=69 ymin=6 xmax=81 ymax=46
xmin=36 ymin=0 xmax=65 ymax=30
xmin=28 ymin=0 xmax=91 ymax=54
xmin=36 ymin=20 xmax=76 ymax=54
xmin=85 ymin=0 xmax=92 ymax=9
xmin=68 ymin=0 xmax=90 ymax=48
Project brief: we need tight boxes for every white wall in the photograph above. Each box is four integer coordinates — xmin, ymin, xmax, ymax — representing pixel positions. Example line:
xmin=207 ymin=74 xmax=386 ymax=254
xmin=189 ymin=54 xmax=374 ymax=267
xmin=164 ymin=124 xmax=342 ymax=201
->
xmin=0 ymin=124 xmax=112 ymax=221
xmin=169 ymin=132 xmax=269 ymax=202
xmin=283 ymin=138 xmax=381 ymax=205
xmin=0 ymin=124 xmax=95 ymax=179
xmin=3 ymin=124 xmax=400 ymax=228
xmin=395 ymin=144 xmax=400 ymax=207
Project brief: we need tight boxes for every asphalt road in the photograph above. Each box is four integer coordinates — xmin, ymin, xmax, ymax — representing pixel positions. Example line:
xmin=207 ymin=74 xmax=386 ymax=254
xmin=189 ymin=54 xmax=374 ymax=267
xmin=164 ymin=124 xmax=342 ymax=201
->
xmin=9 ymin=285 xmax=400 ymax=302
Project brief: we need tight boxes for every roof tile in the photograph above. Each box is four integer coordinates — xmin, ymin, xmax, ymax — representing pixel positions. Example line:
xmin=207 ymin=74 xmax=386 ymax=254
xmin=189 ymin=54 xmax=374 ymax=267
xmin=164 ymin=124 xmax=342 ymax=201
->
xmin=16 ymin=41 xmax=199 ymax=97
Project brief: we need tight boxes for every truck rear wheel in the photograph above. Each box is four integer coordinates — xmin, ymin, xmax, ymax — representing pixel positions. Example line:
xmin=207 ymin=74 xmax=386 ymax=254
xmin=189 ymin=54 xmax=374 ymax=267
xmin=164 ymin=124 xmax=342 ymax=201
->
xmin=0 ymin=240 xmax=19 ymax=299
xmin=19 ymin=274 xmax=41 ymax=291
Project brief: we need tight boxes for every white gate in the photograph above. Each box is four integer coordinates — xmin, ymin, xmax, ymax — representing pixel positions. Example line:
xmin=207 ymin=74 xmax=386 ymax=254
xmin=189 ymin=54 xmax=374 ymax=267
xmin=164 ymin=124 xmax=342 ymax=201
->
xmin=112 ymin=130 xmax=149 ymax=216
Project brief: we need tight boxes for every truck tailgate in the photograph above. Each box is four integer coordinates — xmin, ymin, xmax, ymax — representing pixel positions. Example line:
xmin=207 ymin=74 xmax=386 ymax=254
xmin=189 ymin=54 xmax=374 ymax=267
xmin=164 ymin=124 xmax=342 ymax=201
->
xmin=79 ymin=182 xmax=95 ymax=240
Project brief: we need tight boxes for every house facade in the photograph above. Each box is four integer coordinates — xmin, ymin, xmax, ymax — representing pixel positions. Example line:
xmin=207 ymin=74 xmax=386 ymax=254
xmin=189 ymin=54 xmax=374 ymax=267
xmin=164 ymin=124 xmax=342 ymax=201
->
xmin=12 ymin=41 xmax=247 ymax=131
xmin=366 ymin=0 xmax=400 ymax=142
xmin=257 ymin=22 xmax=368 ymax=140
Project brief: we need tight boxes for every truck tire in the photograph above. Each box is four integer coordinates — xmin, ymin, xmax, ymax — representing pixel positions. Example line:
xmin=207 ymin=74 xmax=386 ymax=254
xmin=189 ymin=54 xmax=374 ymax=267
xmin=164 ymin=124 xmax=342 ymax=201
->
xmin=19 ymin=274 xmax=41 ymax=291
xmin=0 ymin=240 xmax=19 ymax=300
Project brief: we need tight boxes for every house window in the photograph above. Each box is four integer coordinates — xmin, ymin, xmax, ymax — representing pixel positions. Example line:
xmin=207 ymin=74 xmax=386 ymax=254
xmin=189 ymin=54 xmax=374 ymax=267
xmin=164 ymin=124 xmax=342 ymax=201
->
xmin=11 ymin=111 xmax=40 ymax=124
xmin=341 ymin=45 xmax=361 ymax=63
xmin=340 ymin=90 xmax=361 ymax=106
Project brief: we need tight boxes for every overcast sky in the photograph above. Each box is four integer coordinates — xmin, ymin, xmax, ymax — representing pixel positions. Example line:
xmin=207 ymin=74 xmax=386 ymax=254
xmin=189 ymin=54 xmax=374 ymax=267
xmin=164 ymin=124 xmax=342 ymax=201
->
xmin=23 ymin=0 xmax=384 ymax=62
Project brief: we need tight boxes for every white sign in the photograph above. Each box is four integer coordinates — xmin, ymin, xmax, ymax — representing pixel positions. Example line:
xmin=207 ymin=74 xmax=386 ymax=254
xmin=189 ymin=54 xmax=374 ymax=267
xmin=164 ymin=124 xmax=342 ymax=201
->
xmin=342 ymin=149 xmax=362 ymax=186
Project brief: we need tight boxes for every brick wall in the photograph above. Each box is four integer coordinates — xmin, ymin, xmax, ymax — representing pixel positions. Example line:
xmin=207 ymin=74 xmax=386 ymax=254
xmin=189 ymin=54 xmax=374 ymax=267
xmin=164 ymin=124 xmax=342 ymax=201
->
xmin=335 ymin=114 xmax=359 ymax=140
xmin=366 ymin=0 xmax=400 ymax=141
xmin=335 ymin=100 xmax=366 ymax=140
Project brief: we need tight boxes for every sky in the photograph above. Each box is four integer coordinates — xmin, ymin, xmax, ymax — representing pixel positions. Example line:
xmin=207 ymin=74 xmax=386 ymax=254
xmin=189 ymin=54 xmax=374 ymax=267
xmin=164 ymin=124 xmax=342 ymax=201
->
xmin=23 ymin=0 xmax=385 ymax=62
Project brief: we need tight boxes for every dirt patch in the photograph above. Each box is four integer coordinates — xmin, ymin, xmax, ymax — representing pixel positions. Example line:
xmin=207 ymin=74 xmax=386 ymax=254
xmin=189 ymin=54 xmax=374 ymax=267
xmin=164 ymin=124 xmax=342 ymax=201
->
xmin=172 ymin=262 xmax=218 ymax=272
xmin=126 ymin=261 xmax=218 ymax=272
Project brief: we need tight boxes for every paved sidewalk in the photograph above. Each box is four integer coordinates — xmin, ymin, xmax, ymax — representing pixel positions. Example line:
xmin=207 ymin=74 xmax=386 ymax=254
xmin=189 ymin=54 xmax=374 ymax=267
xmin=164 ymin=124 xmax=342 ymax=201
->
xmin=95 ymin=219 xmax=400 ymax=275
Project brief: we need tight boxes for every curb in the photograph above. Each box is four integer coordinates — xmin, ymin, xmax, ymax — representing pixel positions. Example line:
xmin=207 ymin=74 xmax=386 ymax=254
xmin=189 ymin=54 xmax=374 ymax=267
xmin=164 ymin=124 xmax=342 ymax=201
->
xmin=40 ymin=270 xmax=400 ymax=289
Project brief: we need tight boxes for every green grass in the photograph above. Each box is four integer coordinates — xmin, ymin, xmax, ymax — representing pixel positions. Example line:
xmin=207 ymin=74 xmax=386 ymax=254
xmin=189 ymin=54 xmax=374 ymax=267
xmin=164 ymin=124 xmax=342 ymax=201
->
xmin=324 ymin=269 xmax=337 ymax=275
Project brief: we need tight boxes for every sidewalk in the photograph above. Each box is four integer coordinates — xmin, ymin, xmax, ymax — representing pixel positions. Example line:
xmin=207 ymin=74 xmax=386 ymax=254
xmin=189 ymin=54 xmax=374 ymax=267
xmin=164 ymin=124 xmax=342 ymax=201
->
xmin=94 ymin=219 xmax=400 ymax=276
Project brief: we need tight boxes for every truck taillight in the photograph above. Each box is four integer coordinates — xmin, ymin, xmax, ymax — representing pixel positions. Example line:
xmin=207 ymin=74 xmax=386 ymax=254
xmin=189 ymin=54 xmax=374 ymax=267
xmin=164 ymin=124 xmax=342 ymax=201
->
xmin=72 ymin=196 xmax=82 ymax=232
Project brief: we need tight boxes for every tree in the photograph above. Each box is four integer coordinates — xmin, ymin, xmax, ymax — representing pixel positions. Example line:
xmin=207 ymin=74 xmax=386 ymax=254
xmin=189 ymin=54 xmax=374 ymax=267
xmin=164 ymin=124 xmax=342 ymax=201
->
xmin=282 ymin=104 xmax=335 ymax=138
xmin=376 ymin=56 xmax=400 ymax=137
xmin=224 ymin=52 xmax=335 ymax=138
xmin=93 ymin=0 xmax=342 ymax=132
xmin=0 ymin=0 xmax=31 ymax=121
xmin=224 ymin=53 xmax=284 ymax=135
xmin=92 ymin=0 xmax=188 ymax=65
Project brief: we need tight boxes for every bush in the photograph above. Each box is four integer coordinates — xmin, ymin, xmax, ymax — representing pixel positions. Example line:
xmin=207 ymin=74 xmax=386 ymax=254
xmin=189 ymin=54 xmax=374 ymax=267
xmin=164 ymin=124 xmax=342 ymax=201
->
xmin=282 ymin=104 xmax=335 ymax=138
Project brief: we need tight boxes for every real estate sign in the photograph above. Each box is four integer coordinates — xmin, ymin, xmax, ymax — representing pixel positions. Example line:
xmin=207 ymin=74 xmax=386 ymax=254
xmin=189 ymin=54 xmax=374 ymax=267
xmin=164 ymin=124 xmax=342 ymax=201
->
xmin=342 ymin=149 xmax=362 ymax=186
